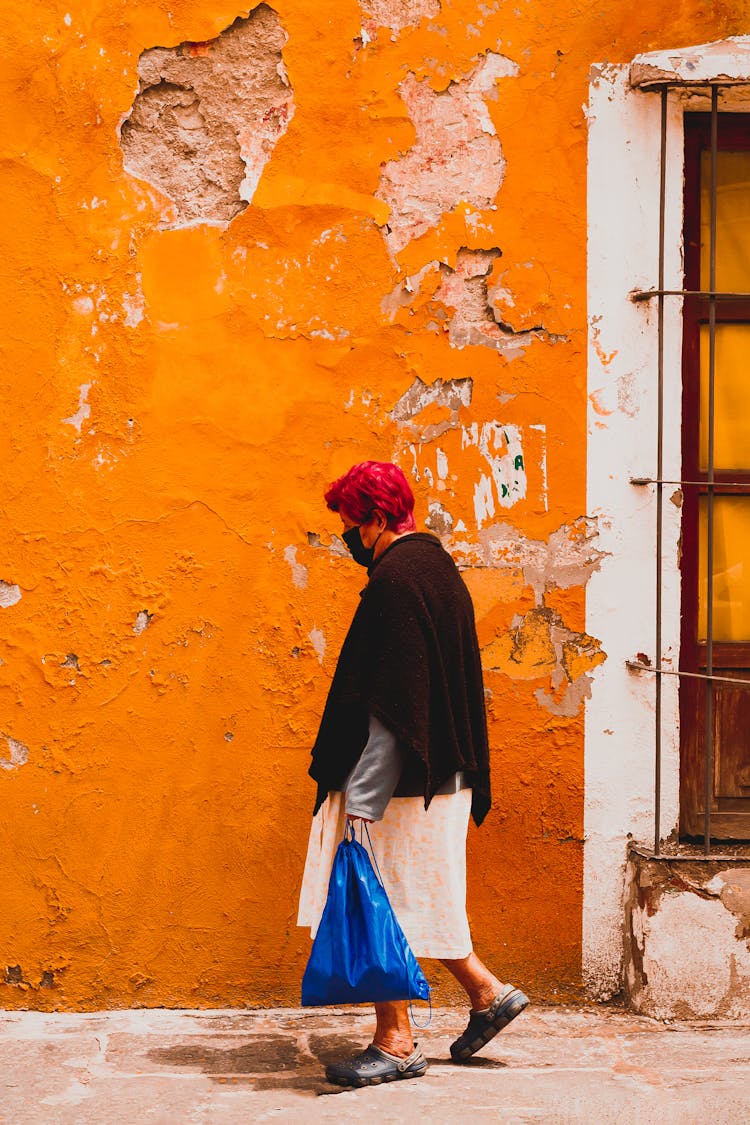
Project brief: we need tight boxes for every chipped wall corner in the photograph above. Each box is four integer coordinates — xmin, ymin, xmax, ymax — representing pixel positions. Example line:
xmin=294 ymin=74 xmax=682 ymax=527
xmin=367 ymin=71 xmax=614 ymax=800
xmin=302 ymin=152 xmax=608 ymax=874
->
xmin=623 ymin=848 xmax=750 ymax=1019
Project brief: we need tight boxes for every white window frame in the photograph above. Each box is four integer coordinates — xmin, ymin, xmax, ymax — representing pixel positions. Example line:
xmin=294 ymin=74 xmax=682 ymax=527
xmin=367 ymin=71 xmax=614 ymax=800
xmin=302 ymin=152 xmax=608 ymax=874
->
xmin=584 ymin=40 xmax=750 ymax=998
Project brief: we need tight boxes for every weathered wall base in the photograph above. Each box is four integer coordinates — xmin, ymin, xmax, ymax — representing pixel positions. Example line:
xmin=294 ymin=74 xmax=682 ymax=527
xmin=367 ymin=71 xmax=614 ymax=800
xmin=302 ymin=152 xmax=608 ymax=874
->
xmin=624 ymin=847 xmax=750 ymax=1020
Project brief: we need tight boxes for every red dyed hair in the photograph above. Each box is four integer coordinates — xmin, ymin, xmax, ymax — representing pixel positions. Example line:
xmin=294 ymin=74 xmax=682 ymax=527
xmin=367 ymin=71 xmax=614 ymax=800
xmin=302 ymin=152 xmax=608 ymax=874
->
xmin=325 ymin=461 xmax=416 ymax=532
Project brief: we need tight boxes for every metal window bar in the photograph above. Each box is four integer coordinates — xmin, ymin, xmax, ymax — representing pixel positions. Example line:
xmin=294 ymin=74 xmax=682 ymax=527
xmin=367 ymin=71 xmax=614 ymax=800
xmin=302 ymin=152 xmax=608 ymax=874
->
xmin=626 ymin=82 xmax=739 ymax=858
xmin=705 ymin=86 xmax=719 ymax=856
xmin=654 ymin=85 xmax=667 ymax=856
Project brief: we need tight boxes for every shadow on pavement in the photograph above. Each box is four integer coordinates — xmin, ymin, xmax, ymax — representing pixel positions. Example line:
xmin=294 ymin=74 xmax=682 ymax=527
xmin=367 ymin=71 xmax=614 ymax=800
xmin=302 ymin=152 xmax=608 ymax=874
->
xmin=146 ymin=1032 xmax=367 ymax=1096
xmin=431 ymin=1054 xmax=508 ymax=1069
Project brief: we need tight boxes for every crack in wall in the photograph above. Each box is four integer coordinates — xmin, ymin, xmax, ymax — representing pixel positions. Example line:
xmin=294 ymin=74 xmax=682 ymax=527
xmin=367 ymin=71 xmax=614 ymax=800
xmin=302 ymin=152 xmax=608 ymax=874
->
xmin=435 ymin=248 xmax=564 ymax=355
xmin=383 ymin=250 xmax=564 ymax=357
xmin=482 ymin=605 xmax=605 ymax=717
xmin=632 ymin=861 xmax=750 ymax=945
xmin=119 ymin=8 xmax=294 ymax=226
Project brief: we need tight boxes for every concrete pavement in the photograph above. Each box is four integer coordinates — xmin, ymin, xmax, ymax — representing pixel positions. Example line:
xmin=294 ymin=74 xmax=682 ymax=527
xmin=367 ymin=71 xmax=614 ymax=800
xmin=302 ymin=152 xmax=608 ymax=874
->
xmin=1 ymin=1004 xmax=749 ymax=1124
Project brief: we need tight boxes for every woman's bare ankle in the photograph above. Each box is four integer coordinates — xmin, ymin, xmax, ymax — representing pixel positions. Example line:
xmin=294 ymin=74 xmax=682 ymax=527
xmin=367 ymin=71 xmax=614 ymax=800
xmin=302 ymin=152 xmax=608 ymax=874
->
xmin=470 ymin=976 xmax=505 ymax=1011
xmin=373 ymin=1034 xmax=413 ymax=1058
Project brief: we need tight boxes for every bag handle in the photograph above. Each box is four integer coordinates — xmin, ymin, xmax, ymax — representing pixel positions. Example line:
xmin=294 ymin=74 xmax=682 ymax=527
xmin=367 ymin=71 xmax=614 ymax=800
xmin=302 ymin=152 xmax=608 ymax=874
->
xmin=362 ymin=822 xmax=387 ymax=888
xmin=409 ymin=994 xmax=432 ymax=1028
xmin=360 ymin=822 xmax=433 ymax=1029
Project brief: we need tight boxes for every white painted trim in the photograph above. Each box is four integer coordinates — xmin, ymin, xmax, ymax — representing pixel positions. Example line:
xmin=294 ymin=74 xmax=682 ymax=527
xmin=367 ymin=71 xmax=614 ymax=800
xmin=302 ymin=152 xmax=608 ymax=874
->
xmin=584 ymin=67 xmax=685 ymax=999
xmin=631 ymin=35 xmax=750 ymax=88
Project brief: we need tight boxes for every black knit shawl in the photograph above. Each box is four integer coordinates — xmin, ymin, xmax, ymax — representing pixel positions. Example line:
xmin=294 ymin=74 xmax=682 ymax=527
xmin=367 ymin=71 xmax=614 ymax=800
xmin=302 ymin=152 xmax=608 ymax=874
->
xmin=309 ymin=533 xmax=491 ymax=827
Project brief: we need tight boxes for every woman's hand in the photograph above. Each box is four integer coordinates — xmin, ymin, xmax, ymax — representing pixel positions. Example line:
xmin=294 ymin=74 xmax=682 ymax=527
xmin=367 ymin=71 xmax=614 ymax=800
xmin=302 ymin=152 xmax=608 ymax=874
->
xmin=346 ymin=813 xmax=373 ymax=824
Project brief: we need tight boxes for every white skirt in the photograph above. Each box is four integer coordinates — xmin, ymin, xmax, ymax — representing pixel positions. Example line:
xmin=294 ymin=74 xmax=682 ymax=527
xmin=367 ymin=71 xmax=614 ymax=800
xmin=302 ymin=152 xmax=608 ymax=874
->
xmin=297 ymin=788 xmax=473 ymax=960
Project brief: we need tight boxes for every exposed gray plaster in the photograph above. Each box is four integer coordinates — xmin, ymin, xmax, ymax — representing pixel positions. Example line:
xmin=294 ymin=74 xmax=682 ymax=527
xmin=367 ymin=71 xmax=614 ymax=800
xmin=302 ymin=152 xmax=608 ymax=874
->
xmin=120 ymin=7 xmax=294 ymax=226
xmin=451 ymin=517 xmax=608 ymax=603
xmin=535 ymin=615 xmax=603 ymax=717
xmin=284 ymin=545 xmax=308 ymax=589
xmin=425 ymin=500 xmax=455 ymax=536
xmin=360 ymin=0 xmax=440 ymax=36
xmin=0 ymin=582 xmax=22 ymax=608
xmin=381 ymin=262 xmax=440 ymax=319
xmin=133 ymin=611 xmax=153 ymax=635
xmin=383 ymin=250 xmax=563 ymax=358
xmin=62 ymin=384 xmax=92 ymax=433
xmin=377 ymin=52 xmax=518 ymax=254
xmin=0 ymin=735 xmax=29 ymax=771
xmin=308 ymin=628 xmax=326 ymax=663
xmin=435 ymin=248 xmax=563 ymax=356
xmin=391 ymin=375 xmax=473 ymax=424
xmin=307 ymin=532 xmax=349 ymax=558
xmin=624 ymin=850 xmax=750 ymax=1018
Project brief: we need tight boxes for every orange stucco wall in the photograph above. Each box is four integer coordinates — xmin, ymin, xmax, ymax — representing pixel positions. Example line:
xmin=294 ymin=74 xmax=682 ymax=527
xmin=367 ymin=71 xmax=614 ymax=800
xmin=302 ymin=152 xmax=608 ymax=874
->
xmin=1 ymin=0 xmax=746 ymax=1009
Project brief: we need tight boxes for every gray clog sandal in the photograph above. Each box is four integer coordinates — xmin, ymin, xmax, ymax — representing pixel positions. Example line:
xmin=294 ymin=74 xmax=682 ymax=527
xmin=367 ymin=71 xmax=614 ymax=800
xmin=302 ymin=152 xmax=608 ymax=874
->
xmin=325 ymin=1041 xmax=428 ymax=1087
xmin=450 ymin=985 xmax=529 ymax=1062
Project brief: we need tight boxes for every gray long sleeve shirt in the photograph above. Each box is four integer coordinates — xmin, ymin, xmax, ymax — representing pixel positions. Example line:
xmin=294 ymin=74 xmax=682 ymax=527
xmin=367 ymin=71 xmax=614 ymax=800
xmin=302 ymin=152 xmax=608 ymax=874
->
xmin=343 ymin=714 xmax=467 ymax=821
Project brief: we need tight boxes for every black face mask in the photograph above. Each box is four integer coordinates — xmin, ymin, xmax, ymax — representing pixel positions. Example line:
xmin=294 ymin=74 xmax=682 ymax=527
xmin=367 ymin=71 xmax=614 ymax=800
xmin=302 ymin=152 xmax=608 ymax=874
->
xmin=342 ymin=525 xmax=383 ymax=569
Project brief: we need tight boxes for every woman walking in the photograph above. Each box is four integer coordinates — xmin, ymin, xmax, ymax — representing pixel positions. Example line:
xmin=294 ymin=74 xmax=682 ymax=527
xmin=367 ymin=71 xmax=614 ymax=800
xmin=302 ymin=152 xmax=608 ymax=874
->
xmin=297 ymin=460 xmax=528 ymax=1087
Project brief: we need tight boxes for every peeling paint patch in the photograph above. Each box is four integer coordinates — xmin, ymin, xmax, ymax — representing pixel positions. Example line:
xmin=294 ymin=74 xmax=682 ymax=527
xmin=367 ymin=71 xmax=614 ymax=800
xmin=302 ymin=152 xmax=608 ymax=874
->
xmin=463 ymin=421 xmax=526 ymax=522
xmin=453 ymin=517 xmax=608 ymax=603
xmin=384 ymin=250 xmax=563 ymax=356
xmin=377 ymin=52 xmax=518 ymax=254
xmin=436 ymin=448 xmax=448 ymax=480
xmin=133 ymin=610 xmax=153 ymax=635
xmin=120 ymin=8 xmax=295 ymax=226
xmin=535 ymin=617 xmax=606 ymax=717
xmin=62 ymin=383 xmax=92 ymax=432
xmin=391 ymin=375 xmax=472 ymax=441
xmin=308 ymin=627 xmax=326 ymax=663
xmin=425 ymin=499 xmax=454 ymax=536
xmin=0 ymin=735 xmax=30 ymax=771
xmin=122 ymin=275 xmax=145 ymax=328
xmin=483 ymin=606 xmax=605 ymax=716
xmin=713 ymin=869 xmax=750 ymax=941
xmin=284 ymin=545 xmax=308 ymax=589
xmin=360 ymin=0 xmax=440 ymax=37
xmin=529 ymin=423 xmax=548 ymax=512
xmin=307 ymin=532 xmax=349 ymax=558
xmin=391 ymin=374 xmax=473 ymax=421
xmin=381 ymin=262 xmax=440 ymax=319
xmin=0 ymin=582 xmax=22 ymax=608
xmin=435 ymin=248 xmax=560 ymax=355
xmin=450 ymin=518 xmax=607 ymax=713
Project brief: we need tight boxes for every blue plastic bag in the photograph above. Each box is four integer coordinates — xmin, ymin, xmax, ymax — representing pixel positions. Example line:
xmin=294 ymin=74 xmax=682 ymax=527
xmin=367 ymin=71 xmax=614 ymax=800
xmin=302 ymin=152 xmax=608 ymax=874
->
xmin=301 ymin=824 xmax=430 ymax=1006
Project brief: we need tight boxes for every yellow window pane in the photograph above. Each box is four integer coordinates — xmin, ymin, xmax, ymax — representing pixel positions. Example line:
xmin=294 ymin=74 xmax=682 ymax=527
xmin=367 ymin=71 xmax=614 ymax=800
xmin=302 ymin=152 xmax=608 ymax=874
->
xmin=698 ymin=496 xmax=750 ymax=642
xmin=700 ymin=150 xmax=750 ymax=292
xmin=699 ymin=324 xmax=750 ymax=471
